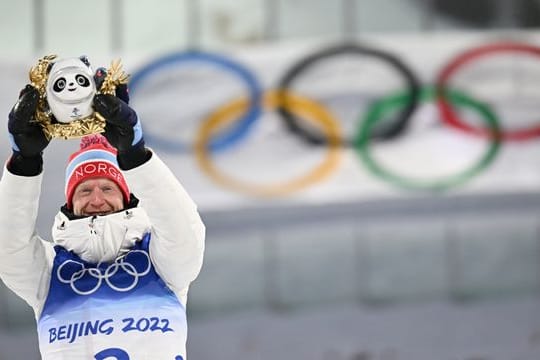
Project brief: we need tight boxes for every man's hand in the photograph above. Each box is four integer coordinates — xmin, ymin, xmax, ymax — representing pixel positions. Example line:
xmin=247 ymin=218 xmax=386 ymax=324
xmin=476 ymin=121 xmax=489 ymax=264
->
xmin=8 ymin=85 xmax=50 ymax=158
xmin=93 ymin=93 xmax=143 ymax=153
xmin=93 ymin=67 xmax=148 ymax=169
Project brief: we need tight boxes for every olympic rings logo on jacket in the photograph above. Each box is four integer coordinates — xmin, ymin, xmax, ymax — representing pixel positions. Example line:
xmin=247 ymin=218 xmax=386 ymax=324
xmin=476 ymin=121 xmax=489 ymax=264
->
xmin=56 ymin=250 xmax=151 ymax=296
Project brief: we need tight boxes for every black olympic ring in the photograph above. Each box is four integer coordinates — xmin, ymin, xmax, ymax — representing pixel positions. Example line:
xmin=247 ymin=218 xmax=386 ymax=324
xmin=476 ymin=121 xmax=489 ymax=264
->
xmin=276 ymin=42 xmax=421 ymax=146
xmin=56 ymin=250 xmax=152 ymax=296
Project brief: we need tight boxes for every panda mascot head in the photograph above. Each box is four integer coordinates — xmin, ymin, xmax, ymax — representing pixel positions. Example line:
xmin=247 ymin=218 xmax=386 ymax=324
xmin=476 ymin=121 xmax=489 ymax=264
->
xmin=45 ymin=56 xmax=96 ymax=124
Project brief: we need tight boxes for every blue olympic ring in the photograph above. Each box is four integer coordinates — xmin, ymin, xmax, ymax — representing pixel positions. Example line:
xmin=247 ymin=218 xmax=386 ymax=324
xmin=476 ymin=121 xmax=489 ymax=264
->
xmin=129 ymin=50 xmax=263 ymax=152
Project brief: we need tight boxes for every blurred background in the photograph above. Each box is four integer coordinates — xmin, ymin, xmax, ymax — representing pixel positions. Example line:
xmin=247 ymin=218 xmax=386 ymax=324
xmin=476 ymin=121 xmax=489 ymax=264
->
xmin=1 ymin=0 xmax=540 ymax=359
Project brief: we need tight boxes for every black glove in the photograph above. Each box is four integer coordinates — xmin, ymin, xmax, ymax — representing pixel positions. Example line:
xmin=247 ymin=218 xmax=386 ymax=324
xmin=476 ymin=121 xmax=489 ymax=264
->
xmin=93 ymin=93 xmax=149 ymax=169
xmin=7 ymin=85 xmax=50 ymax=175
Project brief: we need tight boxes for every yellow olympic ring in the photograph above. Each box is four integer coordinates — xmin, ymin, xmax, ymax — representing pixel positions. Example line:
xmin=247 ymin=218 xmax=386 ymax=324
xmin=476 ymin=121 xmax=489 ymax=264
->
xmin=194 ymin=90 xmax=343 ymax=197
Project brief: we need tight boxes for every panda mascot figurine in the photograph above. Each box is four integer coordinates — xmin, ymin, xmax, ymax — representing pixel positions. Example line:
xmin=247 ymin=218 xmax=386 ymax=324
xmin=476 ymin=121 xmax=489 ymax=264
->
xmin=45 ymin=56 xmax=97 ymax=124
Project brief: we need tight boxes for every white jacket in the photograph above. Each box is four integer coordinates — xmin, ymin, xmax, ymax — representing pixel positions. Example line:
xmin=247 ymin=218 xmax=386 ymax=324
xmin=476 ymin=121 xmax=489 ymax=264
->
xmin=0 ymin=151 xmax=205 ymax=341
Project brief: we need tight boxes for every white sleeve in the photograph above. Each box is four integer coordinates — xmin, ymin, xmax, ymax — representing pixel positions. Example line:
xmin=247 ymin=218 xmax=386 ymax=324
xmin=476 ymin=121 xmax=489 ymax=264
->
xmin=0 ymin=167 xmax=55 ymax=316
xmin=123 ymin=152 xmax=205 ymax=297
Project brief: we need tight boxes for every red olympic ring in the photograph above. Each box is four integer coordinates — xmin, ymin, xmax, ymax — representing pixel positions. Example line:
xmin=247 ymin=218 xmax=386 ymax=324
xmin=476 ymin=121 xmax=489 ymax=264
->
xmin=436 ymin=41 xmax=540 ymax=141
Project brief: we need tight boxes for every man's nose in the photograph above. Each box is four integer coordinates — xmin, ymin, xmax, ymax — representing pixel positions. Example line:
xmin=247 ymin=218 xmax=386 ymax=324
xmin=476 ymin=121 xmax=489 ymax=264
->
xmin=89 ymin=189 xmax=106 ymax=206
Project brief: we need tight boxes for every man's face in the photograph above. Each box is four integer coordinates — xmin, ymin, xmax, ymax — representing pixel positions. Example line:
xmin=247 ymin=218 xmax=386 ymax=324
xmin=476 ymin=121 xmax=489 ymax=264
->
xmin=72 ymin=177 xmax=124 ymax=216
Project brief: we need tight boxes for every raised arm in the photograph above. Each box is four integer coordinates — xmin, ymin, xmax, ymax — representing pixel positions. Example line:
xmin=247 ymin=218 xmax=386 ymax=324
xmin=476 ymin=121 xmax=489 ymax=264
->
xmin=0 ymin=85 xmax=55 ymax=314
xmin=93 ymin=90 xmax=205 ymax=297
xmin=123 ymin=153 xmax=205 ymax=295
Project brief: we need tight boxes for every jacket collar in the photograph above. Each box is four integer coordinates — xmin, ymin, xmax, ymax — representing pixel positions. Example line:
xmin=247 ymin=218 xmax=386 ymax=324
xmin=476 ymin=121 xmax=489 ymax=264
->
xmin=52 ymin=204 xmax=152 ymax=264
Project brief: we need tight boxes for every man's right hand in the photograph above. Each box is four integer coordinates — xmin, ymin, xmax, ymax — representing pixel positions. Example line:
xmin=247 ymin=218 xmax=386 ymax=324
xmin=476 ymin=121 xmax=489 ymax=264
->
xmin=8 ymin=84 xmax=50 ymax=158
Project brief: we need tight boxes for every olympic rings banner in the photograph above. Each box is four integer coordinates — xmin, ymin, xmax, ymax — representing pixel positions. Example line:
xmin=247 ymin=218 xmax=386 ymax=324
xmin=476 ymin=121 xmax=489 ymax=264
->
xmin=4 ymin=32 xmax=540 ymax=212
xmin=122 ymin=32 xmax=540 ymax=210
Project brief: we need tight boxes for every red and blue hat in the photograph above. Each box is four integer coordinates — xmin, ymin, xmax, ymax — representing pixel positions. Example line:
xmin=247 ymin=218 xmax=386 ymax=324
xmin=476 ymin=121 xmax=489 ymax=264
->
xmin=65 ymin=135 xmax=130 ymax=209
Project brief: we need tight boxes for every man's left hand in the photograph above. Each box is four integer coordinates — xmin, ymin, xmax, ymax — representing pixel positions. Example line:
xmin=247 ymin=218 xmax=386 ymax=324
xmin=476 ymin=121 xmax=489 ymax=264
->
xmin=93 ymin=93 xmax=143 ymax=153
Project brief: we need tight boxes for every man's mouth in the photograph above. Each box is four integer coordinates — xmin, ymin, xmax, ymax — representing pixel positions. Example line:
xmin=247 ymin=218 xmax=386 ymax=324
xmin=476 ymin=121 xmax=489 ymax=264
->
xmin=85 ymin=211 xmax=111 ymax=216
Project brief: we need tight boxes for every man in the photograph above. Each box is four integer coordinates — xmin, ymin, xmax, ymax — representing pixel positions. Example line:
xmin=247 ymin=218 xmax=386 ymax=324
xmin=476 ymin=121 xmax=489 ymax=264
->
xmin=0 ymin=68 xmax=205 ymax=359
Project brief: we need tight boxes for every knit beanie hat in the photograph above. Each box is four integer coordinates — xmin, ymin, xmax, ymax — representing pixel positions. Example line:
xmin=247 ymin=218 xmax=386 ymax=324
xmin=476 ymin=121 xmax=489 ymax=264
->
xmin=65 ymin=134 xmax=130 ymax=209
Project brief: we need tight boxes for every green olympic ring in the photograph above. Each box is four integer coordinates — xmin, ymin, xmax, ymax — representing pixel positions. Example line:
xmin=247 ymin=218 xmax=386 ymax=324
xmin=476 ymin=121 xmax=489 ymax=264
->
xmin=354 ymin=87 xmax=501 ymax=191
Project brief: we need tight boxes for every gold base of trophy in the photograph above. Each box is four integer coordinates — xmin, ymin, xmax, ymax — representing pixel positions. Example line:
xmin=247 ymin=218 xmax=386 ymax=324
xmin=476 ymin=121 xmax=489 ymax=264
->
xmin=35 ymin=112 xmax=107 ymax=140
